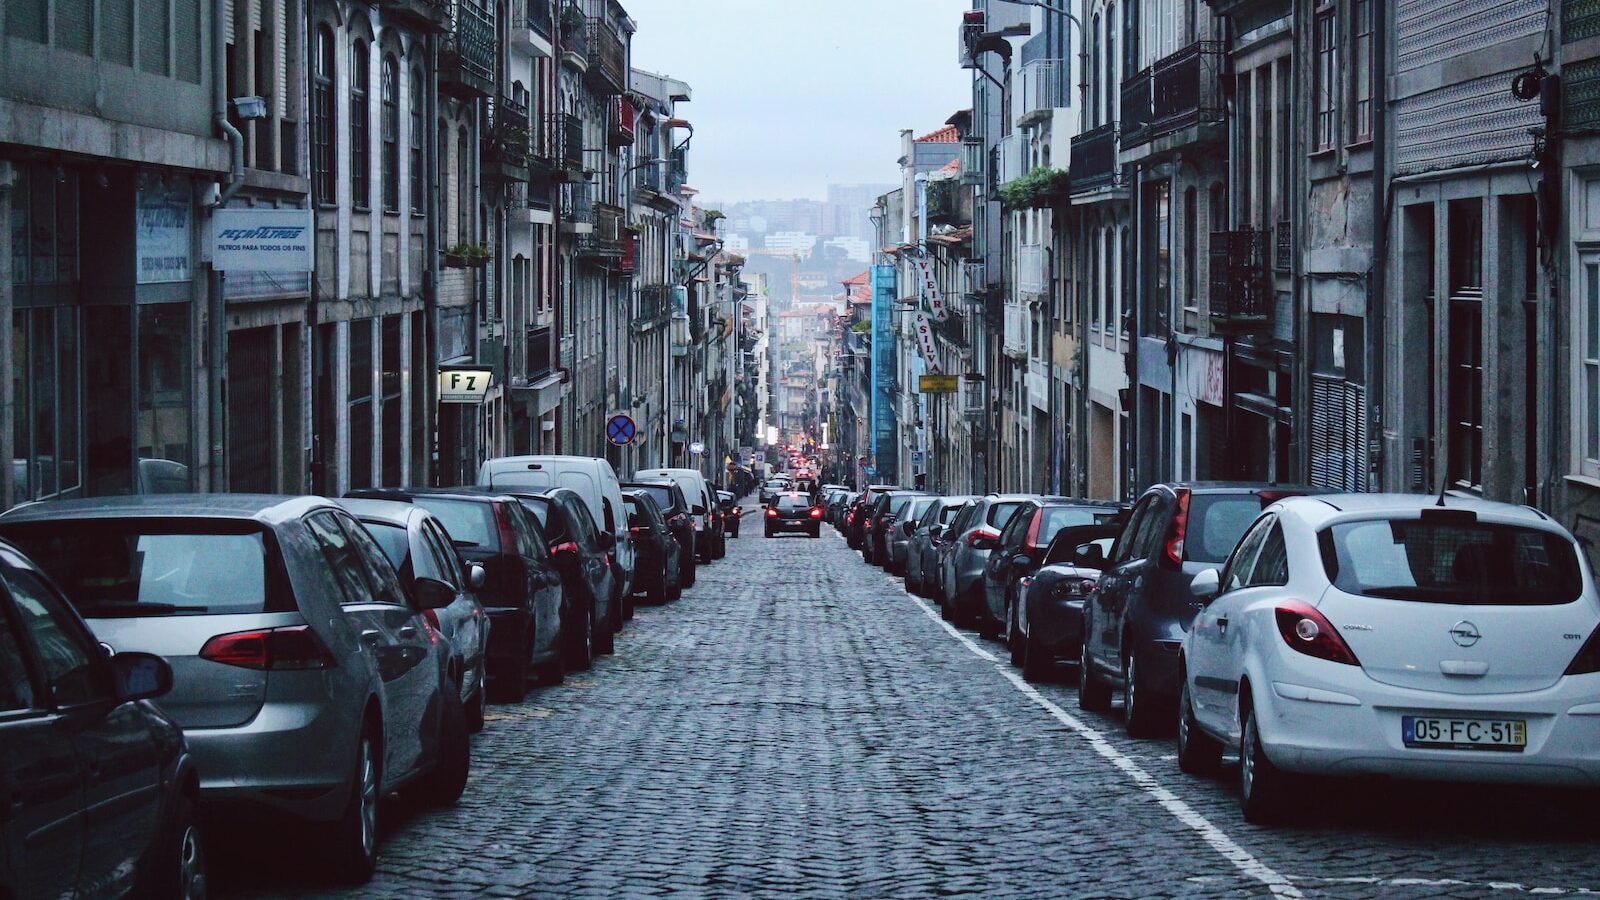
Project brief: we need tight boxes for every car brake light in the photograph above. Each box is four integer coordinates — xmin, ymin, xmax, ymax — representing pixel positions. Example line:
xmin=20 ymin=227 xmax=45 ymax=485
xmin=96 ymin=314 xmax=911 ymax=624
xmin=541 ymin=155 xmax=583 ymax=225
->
xmin=809 ymin=507 xmax=823 ymax=519
xmin=493 ymin=503 xmax=519 ymax=555
xmin=1024 ymin=509 xmax=1043 ymax=552
xmin=732 ymin=508 xmax=741 ymax=517
xmin=1163 ymin=488 xmax=1191 ymax=568
xmin=967 ymin=528 xmax=999 ymax=548
xmin=1273 ymin=601 xmax=1359 ymax=666
xmin=550 ymin=540 xmax=579 ymax=556
xmin=199 ymin=625 xmax=336 ymax=670
xmin=1565 ymin=627 xmax=1600 ymax=675
xmin=421 ymin=608 xmax=441 ymax=631
xmin=766 ymin=508 xmax=778 ymax=518
xmin=629 ymin=526 xmax=645 ymax=536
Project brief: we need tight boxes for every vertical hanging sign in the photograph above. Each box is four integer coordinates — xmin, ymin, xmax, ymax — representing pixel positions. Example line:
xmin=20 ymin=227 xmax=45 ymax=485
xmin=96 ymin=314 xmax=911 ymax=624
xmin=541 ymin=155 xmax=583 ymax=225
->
xmin=916 ymin=257 xmax=946 ymax=321
xmin=912 ymin=312 xmax=941 ymax=373
xmin=870 ymin=264 xmax=897 ymax=483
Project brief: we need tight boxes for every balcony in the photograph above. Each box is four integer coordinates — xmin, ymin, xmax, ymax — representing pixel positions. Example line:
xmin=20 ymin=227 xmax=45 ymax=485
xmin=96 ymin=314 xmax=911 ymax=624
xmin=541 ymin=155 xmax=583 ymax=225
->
xmin=526 ymin=325 xmax=554 ymax=379
xmin=378 ymin=0 xmax=447 ymax=32
xmin=619 ymin=231 xmax=636 ymax=273
xmin=1018 ymin=59 xmax=1067 ymax=126
xmin=1120 ymin=41 xmax=1226 ymax=153
xmin=483 ymin=95 xmax=530 ymax=182
xmin=960 ymin=260 xmax=985 ymax=297
xmin=667 ymin=146 xmax=687 ymax=192
xmin=1017 ymin=243 xmax=1047 ymax=296
xmin=608 ymin=95 xmax=636 ymax=149
xmin=576 ymin=202 xmax=625 ymax=259
xmin=1069 ymin=123 xmax=1119 ymax=194
xmin=440 ymin=1 xmax=494 ymax=98
xmin=960 ymin=139 xmax=986 ymax=187
xmin=511 ymin=0 xmax=553 ymax=53
xmin=1208 ymin=230 xmax=1273 ymax=332
xmin=558 ymin=1 xmax=587 ymax=72
xmin=994 ymin=134 xmax=1026 ymax=189
xmin=585 ymin=17 xmax=627 ymax=95
xmin=538 ymin=113 xmax=583 ymax=176
xmin=1002 ymin=302 xmax=1028 ymax=359
xmin=636 ymin=285 xmax=669 ymax=324
xmin=926 ymin=178 xmax=963 ymax=226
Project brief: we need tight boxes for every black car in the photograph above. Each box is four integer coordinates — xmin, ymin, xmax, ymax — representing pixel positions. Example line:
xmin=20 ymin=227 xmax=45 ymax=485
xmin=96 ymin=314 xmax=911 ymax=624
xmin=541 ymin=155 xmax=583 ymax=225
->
xmin=624 ymin=480 xmax=697 ymax=589
xmin=765 ymin=492 xmax=822 ymax=537
xmin=717 ymin=490 xmax=742 ymax=537
xmin=862 ymin=491 xmax=927 ymax=566
xmin=981 ymin=498 xmax=1125 ymax=639
xmin=1079 ymin=482 xmax=1320 ymax=736
xmin=0 ymin=539 xmax=204 ymax=899
xmin=1009 ymin=523 xmax=1123 ymax=682
xmin=504 ymin=489 xmax=619 ymax=656
xmin=347 ymin=488 xmax=567 ymax=700
xmin=845 ymin=485 xmax=902 ymax=549
xmin=624 ymin=489 xmax=681 ymax=603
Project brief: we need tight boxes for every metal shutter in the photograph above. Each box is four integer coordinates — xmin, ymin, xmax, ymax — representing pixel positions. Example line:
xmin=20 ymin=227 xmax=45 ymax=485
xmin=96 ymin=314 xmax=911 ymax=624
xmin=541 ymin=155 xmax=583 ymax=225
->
xmin=1309 ymin=374 xmax=1367 ymax=492
xmin=57 ymin=0 xmax=94 ymax=55
xmin=102 ymin=0 xmax=134 ymax=64
xmin=139 ymin=0 xmax=169 ymax=75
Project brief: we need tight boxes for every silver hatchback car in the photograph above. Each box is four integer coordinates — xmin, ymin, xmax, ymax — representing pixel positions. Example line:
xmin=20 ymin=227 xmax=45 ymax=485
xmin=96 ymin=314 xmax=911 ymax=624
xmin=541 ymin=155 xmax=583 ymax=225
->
xmin=0 ymin=495 xmax=471 ymax=883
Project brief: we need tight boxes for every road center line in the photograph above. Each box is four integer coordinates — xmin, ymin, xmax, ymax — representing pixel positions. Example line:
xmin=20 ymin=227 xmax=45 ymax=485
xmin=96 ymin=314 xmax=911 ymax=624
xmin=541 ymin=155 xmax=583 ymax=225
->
xmin=875 ymin=554 xmax=1301 ymax=898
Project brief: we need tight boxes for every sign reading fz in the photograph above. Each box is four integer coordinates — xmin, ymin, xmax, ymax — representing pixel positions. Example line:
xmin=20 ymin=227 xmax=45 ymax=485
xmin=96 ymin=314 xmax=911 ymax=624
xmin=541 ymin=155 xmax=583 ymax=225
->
xmin=438 ymin=367 xmax=494 ymax=404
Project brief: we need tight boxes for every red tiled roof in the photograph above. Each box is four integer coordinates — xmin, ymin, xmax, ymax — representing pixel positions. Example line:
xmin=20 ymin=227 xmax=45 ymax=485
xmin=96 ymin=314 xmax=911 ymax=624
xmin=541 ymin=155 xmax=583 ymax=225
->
xmin=939 ymin=158 xmax=960 ymax=173
xmin=843 ymin=271 xmax=870 ymax=285
xmin=914 ymin=124 xmax=960 ymax=143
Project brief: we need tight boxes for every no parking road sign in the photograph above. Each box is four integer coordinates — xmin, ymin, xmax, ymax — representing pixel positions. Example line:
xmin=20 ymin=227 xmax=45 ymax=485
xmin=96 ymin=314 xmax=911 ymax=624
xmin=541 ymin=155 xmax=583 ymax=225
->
xmin=605 ymin=414 xmax=637 ymax=446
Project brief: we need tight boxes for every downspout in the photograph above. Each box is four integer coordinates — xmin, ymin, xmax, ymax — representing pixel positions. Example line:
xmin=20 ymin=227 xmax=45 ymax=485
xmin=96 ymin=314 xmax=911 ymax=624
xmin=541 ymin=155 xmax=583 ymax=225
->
xmin=212 ymin=0 xmax=246 ymax=209
xmin=424 ymin=31 xmax=440 ymax=482
xmin=208 ymin=0 xmax=245 ymax=492
xmin=1368 ymin=0 xmax=1388 ymax=492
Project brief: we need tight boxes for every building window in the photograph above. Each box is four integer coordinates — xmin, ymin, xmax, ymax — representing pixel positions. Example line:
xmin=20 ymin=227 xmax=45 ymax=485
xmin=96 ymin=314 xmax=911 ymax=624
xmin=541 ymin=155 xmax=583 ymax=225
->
xmin=1352 ymin=0 xmax=1373 ymax=142
xmin=381 ymin=55 xmax=400 ymax=213
xmin=1090 ymin=229 xmax=1101 ymax=330
xmin=1238 ymin=71 xmax=1252 ymax=226
xmin=1090 ymin=14 xmax=1101 ymax=128
xmin=1155 ymin=181 xmax=1171 ymax=327
xmin=1447 ymin=199 xmax=1483 ymax=489
xmin=351 ymin=39 xmax=370 ymax=209
xmin=457 ymin=126 xmax=471 ymax=248
xmin=1314 ymin=7 xmax=1337 ymax=151
xmin=1584 ymin=259 xmax=1600 ymax=469
xmin=1183 ymin=186 xmax=1197 ymax=312
xmin=410 ymin=68 xmax=425 ymax=213
xmin=1105 ymin=3 xmax=1116 ymax=127
xmin=313 ymin=25 xmax=336 ymax=203
xmin=349 ymin=320 xmax=373 ymax=490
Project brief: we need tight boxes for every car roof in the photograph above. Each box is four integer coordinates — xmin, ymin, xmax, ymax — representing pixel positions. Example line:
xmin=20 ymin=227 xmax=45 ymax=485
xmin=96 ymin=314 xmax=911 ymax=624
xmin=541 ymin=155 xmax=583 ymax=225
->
xmin=346 ymin=487 xmax=511 ymax=505
xmin=1275 ymin=492 xmax=1553 ymax=527
xmin=337 ymin=496 xmax=432 ymax=526
xmin=1144 ymin=481 xmax=1323 ymax=495
xmin=0 ymin=493 xmax=336 ymax=525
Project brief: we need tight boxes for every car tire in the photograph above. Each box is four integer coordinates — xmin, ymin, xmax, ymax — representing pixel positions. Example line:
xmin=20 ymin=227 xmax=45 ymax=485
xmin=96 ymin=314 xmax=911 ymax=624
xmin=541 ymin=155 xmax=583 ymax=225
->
xmin=765 ymin=527 xmax=775 ymax=538
xmin=682 ymin=555 xmax=697 ymax=587
xmin=414 ymin=689 xmax=471 ymax=807
xmin=647 ymin=572 xmax=668 ymax=604
xmin=564 ymin=598 xmax=594 ymax=671
xmin=325 ymin=728 xmax=380 ymax=884
xmin=595 ymin=596 xmax=616 ymax=656
xmin=136 ymin=788 xmax=205 ymax=900
xmin=666 ymin=577 xmax=682 ymax=601
xmin=489 ymin=625 xmax=531 ymax=703
xmin=1176 ymin=678 xmax=1222 ymax=776
xmin=1021 ymin=622 xmax=1053 ymax=683
xmin=937 ymin=584 xmax=954 ymax=621
xmin=1240 ymin=704 xmax=1294 ymax=824
xmin=730 ymin=524 xmax=740 ymax=537
xmin=1078 ymin=641 xmax=1112 ymax=711
xmin=809 ymin=528 xmax=820 ymax=538
xmin=1007 ymin=600 xmax=1023 ymax=667
xmin=1123 ymin=651 xmax=1169 ymax=738
xmin=466 ymin=666 xmax=487 ymax=733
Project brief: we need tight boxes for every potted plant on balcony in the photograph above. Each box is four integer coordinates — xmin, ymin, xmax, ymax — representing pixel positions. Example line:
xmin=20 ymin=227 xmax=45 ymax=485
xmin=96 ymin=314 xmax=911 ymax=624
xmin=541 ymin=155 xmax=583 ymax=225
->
xmin=559 ymin=1 xmax=585 ymax=37
xmin=466 ymin=244 xmax=492 ymax=268
xmin=445 ymin=242 xmax=471 ymax=268
xmin=998 ymin=166 xmax=1072 ymax=210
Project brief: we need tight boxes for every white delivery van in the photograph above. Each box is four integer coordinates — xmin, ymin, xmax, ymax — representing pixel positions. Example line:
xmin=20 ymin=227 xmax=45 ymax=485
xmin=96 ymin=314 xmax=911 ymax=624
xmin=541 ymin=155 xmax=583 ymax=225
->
xmin=477 ymin=456 xmax=635 ymax=603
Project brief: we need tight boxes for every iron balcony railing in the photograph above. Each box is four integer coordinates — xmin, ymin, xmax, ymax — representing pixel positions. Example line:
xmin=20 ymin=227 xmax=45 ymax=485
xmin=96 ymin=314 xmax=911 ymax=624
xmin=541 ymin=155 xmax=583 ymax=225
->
xmin=527 ymin=325 xmax=554 ymax=378
xmin=1069 ymin=123 xmax=1118 ymax=193
xmin=513 ymin=0 xmax=552 ymax=40
xmin=539 ymin=113 xmax=583 ymax=172
xmin=577 ymin=202 xmax=625 ymax=258
xmin=1120 ymin=41 xmax=1226 ymax=147
xmin=379 ymin=0 xmax=447 ymax=32
xmin=586 ymin=17 xmax=626 ymax=94
xmin=608 ymin=95 xmax=636 ymax=148
xmin=1018 ymin=59 xmax=1067 ymax=125
xmin=638 ymin=285 xmax=668 ymax=322
xmin=1209 ymin=229 xmax=1273 ymax=331
xmin=960 ymin=139 xmax=985 ymax=187
xmin=440 ymin=0 xmax=495 ymax=98
xmin=926 ymin=178 xmax=963 ymax=225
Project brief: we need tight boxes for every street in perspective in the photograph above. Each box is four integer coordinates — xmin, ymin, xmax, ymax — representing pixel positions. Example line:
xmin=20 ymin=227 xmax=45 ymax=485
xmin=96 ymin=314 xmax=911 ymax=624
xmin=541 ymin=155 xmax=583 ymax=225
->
xmin=3 ymin=0 xmax=1600 ymax=897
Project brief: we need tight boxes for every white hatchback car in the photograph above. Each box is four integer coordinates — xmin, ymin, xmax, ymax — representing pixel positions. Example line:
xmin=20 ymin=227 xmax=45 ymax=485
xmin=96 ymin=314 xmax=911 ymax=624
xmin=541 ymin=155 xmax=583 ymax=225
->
xmin=1176 ymin=493 xmax=1600 ymax=823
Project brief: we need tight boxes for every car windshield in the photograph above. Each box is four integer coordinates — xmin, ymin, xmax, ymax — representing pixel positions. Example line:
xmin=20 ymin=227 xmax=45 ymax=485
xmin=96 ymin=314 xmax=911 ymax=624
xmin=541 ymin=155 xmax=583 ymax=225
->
xmin=411 ymin=497 xmax=496 ymax=548
xmin=6 ymin=521 xmax=283 ymax=616
xmin=1321 ymin=517 xmax=1583 ymax=605
xmin=1187 ymin=494 xmax=1265 ymax=564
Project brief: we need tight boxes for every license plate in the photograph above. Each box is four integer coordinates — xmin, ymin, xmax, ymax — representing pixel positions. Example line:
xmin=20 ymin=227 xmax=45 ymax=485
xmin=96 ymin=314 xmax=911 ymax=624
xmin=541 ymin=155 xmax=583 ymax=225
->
xmin=1402 ymin=716 xmax=1526 ymax=752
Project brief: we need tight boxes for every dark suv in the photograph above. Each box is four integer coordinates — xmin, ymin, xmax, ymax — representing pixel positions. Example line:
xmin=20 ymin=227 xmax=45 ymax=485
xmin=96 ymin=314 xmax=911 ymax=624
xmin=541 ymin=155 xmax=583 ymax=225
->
xmin=980 ymin=498 xmax=1125 ymax=639
xmin=1079 ymin=482 xmax=1319 ymax=736
xmin=624 ymin=480 xmax=697 ymax=588
xmin=862 ymin=491 xmax=928 ymax=567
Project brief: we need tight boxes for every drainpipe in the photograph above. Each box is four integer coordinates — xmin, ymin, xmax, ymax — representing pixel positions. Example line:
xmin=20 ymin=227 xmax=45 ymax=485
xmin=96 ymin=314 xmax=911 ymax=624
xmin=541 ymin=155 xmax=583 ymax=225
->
xmin=207 ymin=0 xmax=245 ymax=491
xmin=1368 ymin=0 xmax=1388 ymax=493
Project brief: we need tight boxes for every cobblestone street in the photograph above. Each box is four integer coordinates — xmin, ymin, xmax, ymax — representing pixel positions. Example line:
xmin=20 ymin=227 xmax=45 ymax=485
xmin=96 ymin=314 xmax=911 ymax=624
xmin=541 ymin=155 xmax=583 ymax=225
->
xmin=215 ymin=505 xmax=1600 ymax=899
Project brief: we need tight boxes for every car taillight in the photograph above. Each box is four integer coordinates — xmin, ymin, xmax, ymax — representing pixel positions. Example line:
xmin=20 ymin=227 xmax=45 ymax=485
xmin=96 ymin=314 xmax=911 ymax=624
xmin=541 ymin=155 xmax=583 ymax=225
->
xmin=550 ymin=540 xmax=579 ymax=556
xmin=731 ymin=508 xmax=741 ymax=517
xmin=421 ymin=608 xmax=441 ymax=631
xmin=199 ymin=625 xmax=336 ymax=670
xmin=1273 ymin=601 xmax=1359 ymax=666
xmin=493 ymin=502 xmax=519 ymax=555
xmin=1163 ymin=488 xmax=1191 ymax=568
xmin=1565 ymin=627 xmax=1600 ymax=675
xmin=1050 ymin=576 xmax=1098 ymax=599
xmin=967 ymin=528 xmax=998 ymax=548
xmin=766 ymin=508 xmax=778 ymax=518
xmin=629 ymin=526 xmax=645 ymax=536
xmin=1023 ymin=509 xmax=1043 ymax=551
xmin=809 ymin=507 xmax=823 ymax=519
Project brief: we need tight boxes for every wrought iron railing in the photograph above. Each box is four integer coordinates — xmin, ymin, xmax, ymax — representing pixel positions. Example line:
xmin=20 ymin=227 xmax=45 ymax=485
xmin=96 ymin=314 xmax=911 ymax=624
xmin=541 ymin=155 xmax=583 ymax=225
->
xmin=586 ymin=17 xmax=626 ymax=93
xmin=1121 ymin=41 xmax=1225 ymax=147
xmin=1208 ymin=229 xmax=1272 ymax=330
xmin=1019 ymin=59 xmax=1066 ymax=124
xmin=526 ymin=325 xmax=554 ymax=378
xmin=440 ymin=0 xmax=495 ymax=97
xmin=513 ymin=0 xmax=552 ymax=39
xmin=1069 ymin=123 xmax=1118 ymax=192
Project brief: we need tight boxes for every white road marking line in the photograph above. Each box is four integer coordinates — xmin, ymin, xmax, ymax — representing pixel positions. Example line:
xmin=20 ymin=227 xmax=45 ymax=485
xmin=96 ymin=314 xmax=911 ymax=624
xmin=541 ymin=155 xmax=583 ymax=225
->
xmin=879 ymin=564 xmax=1302 ymax=899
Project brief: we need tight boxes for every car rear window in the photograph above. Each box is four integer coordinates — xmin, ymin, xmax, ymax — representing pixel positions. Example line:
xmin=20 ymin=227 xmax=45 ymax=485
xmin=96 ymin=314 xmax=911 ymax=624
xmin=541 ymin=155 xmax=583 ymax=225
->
xmin=1321 ymin=518 xmax=1583 ymax=605
xmin=777 ymin=495 xmax=812 ymax=511
xmin=1187 ymin=494 xmax=1264 ymax=564
xmin=364 ymin=521 xmax=410 ymax=570
xmin=412 ymin=498 xmax=495 ymax=548
xmin=1040 ymin=507 xmax=1120 ymax=534
xmin=988 ymin=501 xmax=1027 ymax=529
xmin=940 ymin=504 xmax=964 ymax=526
xmin=635 ymin=486 xmax=677 ymax=513
xmin=7 ymin=521 xmax=286 ymax=617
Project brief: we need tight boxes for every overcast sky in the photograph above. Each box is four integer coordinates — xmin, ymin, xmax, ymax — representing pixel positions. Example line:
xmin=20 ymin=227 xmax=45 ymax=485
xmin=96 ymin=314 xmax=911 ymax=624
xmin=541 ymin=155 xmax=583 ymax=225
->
xmin=623 ymin=0 xmax=972 ymax=203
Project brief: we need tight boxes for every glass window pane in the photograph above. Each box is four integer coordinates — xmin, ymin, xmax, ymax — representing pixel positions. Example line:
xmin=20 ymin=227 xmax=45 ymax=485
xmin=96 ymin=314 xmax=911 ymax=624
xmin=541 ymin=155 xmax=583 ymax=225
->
xmin=30 ymin=165 xmax=55 ymax=283
xmin=1588 ymin=263 xmax=1600 ymax=359
xmin=12 ymin=312 xmax=30 ymax=499
xmin=1588 ymin=366 xmax=1599 ymax=461
xmin=7 ymin=567 xmax=110 ymax=706
xmin=57 ymin=307 xmax=78 ymax=495
xmin=0 ymin=602 xmax=36 ymax=711
xmin=10 ymin=167 xmax=28 ymax=284
xmin=137 ymin=304 xmax=191 ymax=481
xmin=31 ymin=310 xmax=56 ymax=497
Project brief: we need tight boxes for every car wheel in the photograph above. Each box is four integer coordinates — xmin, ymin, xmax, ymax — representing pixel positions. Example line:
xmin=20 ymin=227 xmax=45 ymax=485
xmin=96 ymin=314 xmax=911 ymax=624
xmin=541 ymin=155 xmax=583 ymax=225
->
xmin=1123 ymin=650 xmax=1170 ymax=738
xmin=1078 ymin=641 xmax=1112 ymax=711
xmin=682 ymin=555 xmax=697 ymax=587
xmin=1177 ymin=677 xmax=1222 ymax=776
xmin=647 ymin=572 xmax=668 ymax=604
xmin=667 ymin=577 xmax=682 ymax=601
xmin=1240 ymin=704 xmax=1294 ymax=824
xmin=937 ymin=582 xmax=954 ymax=621
xmin=809 ymin=528 xmax=820 ymax=538
xmin=564 ymin=598 xmax=594 ymax=671
xmin=623 ymin=590 xmax=635 ymax=622
xmin=1021 ymin=620 xmax=1053 ymax=683
xmin=414 ymin=688 xmax=470 ymax=806
xmin=730 ymin=525 xmax=740 ymax=537
xmin=137 ymin=788 xmax=206 ymax=900
xmin=765 ymin=527 xmax=775 ymax=538
xmin=1007 ymin=600 xmax=1023 ymax=667
xmin=466 ymin=665 xmax=486 ymax=733
xmin=595 ymin=596 xmax=616 ymax=656
xmin=325 ymin=728 xmax=380 ymax=884
xmin=489 ymin=625 xmax=531 ymax=703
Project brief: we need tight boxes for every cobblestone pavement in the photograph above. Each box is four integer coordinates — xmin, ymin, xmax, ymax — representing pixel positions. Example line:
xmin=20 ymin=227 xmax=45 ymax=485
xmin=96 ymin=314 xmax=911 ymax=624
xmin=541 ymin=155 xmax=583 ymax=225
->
xmin=215 ymin=502 xmax=1600 ymax=898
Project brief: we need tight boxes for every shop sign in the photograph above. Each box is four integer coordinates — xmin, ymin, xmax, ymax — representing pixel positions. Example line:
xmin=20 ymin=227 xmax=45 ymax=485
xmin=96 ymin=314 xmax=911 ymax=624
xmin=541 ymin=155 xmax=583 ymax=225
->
xmin=918 ymin=374 xmax=959 ymax=393
xmin=438 ymin=367 xmax=494 ymax=404
xmin=136 ymin=174 xmax=192 ymax=284
xmin=912 ymin=312 xmax=941 ymax=373
xmin=213 ymin=208 xmax=313 ymax=272
xmin=915 ymin=258 xmax=945 ymax=321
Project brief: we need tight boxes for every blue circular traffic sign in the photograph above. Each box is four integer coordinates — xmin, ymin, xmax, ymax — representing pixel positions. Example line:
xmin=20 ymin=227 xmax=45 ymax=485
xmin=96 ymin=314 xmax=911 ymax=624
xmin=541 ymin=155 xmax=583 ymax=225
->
xmin=606 ymin=414 xmax=636 ymax=446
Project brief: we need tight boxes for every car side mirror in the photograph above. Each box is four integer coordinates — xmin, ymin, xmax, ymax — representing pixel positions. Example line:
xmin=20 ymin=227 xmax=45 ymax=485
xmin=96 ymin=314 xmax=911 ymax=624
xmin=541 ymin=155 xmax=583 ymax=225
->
xmin=692 ymin=505 xmax=707 ymax=516
xmin=111 ymin=651 xmax=173 ymax=701
xmin=412 ymin=576 xmax=458 ymax=610
xmin=928 ymin=524 xmax=944 ymax=539
xmin=1014 ymin=555 xmax=1033 ymax=570
xmin=467 ymin=563 xmax=486 ymax=590
xmin=902 ymin=521 xmax=915 ymax=536
xmin=1076 ymin=544 xmax=1106 ymax=568
xmin=599 ymin=532 xmax=617 ymax=551
xmin=1190 ymin=568 xmax=1221 ymax=601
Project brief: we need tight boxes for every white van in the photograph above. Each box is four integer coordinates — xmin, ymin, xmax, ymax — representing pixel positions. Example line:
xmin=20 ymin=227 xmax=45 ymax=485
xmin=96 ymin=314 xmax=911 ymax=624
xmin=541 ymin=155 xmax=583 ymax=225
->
xmin=633 ymin=467 xmax=714 ymax=561
xmin=476 ymin=456 xmax=635 ymax=604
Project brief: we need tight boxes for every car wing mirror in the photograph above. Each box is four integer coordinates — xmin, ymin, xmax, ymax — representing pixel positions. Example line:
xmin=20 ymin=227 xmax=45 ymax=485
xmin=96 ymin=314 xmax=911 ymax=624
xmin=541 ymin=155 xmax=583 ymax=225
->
xmin=1014 ymin=555 xmax=1033 ymax=570
xmin=599 ymin=532 xmax=617 ymax=551
xmin=1076 ymin=544 xmax=1106 ymax=568
xmin=412 ymin=576 xmax=458 ymax=610
xmin=1189 ymin=567 xmax=1221 ymax=601
xmin=902 ymin=521 xmax=915 ymax=536
xmin=467 ymin=562 xmax=487 ymax=590
xmin=927 ymin=524 xmax=943 ymax=539
xmin=112 ymin=651 xmax=173 ymax=701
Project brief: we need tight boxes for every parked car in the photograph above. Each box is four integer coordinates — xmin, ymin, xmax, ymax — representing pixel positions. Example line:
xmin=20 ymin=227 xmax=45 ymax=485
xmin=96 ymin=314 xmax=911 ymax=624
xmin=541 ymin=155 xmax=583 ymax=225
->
xmin=765 ymin=492 xmax=823 ymax=538
xmin=624 ymin=479 xmax=697 ymax=588
xmin=477 ymin=456 xmax=635 ymax=612
xmin=884 ymin=495 xmax=939 ymax=576
xmin=494 ymin=488 xmax=618 ymax=657
xmin=906 ymin=496 xmax=975 ymax=597
xmin=1009 ymin=523 xmax=1122 ymax=682
xmin=760 ymin=479 xmax=787 ymax=506
xmin=624 ymin=489 xmax=681 ymax=603
xmin=718 ymin=490 xmax=742 ymax=537
xmin=346 ymin=488 xmax=568 ymax=699
xmin=0 ymin=495 xmax=470 ymax=882
xmin=981 ymin=498 xmax=1125 ymax=639
xmin=0 ymin=538 xmax=204 ymax=899
xmin=936 ymin=494 xmax=1035 ymax=625
xmin=848 ymin=485 xmax=908 ymax=554
xmin=1178 ymin=494 xmax=1600 ymax=824
xmin=635 ymin=468 xmax=721 ymax=563
xmin=342 ymin=497 xmax=492 ymax=731
xmin=1080 ymin=482 xmax=1320 ymax=737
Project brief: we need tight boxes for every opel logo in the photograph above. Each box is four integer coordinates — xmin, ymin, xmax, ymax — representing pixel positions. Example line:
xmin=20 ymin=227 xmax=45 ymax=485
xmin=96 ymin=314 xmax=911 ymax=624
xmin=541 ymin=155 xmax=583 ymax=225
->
xmin=1450 ymin=620 xmax=1482 ymax=648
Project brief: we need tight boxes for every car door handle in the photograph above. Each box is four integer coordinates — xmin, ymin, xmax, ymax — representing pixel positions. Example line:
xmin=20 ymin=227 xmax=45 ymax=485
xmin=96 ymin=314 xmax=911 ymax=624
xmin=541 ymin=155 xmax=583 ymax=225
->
xmin=1216 ymin=618 xmax=1229 ymax=634
xmin=360 ymin=629 xmax=382 ymax=645
xmin=397 ymin=625 xmax=418 ymax=639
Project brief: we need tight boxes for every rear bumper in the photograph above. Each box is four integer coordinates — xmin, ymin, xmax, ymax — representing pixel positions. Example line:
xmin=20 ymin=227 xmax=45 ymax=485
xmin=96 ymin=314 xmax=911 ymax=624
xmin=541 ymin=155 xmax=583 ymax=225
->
xmin=1027 ymin=597 xmax=1085 ymax=653
xmin=766 ymin=518 xmax=819 ymax=533
xmin=189 ymin=698 xmax=360 ymax=821
xmin=483 ymin=607 xmax=531 ymax=666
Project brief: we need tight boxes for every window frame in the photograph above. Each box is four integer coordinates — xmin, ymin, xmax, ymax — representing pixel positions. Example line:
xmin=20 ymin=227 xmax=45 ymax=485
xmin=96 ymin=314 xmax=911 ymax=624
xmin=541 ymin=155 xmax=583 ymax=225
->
xmin=410 ymin=67 xmax=426 ymax=215
xmin=1580 ymin=255 xmax=1600 ymax=477
xmin=1313 ymin=5 xmax=1338 ymax=153
xmin=313 ymin=25 xmax=337 ymax=205
xmin=381 ymin=54 xmax=401 ymax=214
xmin=350 ymin=38 xmax=371 ymax=211
xmin=1349 ymin=0 xmax=1374 ymax=145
